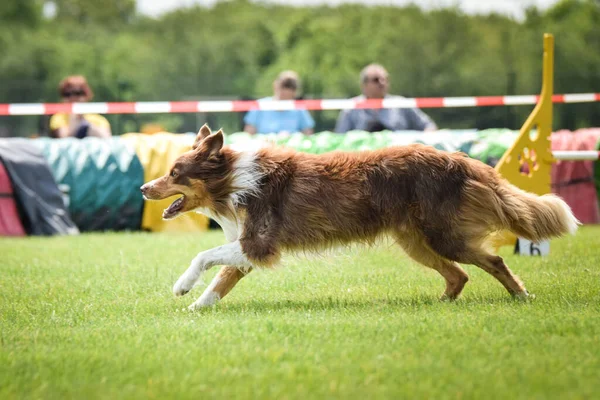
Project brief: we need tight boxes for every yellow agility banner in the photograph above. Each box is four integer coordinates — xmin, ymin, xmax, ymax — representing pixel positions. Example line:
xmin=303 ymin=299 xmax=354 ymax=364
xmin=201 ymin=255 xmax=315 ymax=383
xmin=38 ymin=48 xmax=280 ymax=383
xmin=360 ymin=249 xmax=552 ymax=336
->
xmin=492 ymin=33 xmax=555 ymax=250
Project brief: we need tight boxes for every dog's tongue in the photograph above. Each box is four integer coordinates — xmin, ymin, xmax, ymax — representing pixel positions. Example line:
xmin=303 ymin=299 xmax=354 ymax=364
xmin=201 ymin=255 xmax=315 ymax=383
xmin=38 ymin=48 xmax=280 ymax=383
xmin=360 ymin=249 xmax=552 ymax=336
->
xmin=163 ymin=196 xmax=184 ymax=219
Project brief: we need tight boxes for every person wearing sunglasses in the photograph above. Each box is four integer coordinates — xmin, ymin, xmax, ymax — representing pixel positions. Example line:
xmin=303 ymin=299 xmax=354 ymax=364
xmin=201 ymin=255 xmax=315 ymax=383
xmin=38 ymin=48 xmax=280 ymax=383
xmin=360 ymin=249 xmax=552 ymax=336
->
xmin=49 ymin=75 xmax=112 ymax=139
xmin=335 ymin=64 xmax=437 ymax=133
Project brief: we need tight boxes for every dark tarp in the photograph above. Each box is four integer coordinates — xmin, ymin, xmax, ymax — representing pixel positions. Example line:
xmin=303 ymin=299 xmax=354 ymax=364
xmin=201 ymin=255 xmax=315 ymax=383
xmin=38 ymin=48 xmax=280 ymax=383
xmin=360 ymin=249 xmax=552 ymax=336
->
xmin=596 ymin=136 xmax=600 ymax=213
xmin=0 ymin=139 xmax=79 ymax=236
xmin=34 ymin=137 xmax=144 ymax=232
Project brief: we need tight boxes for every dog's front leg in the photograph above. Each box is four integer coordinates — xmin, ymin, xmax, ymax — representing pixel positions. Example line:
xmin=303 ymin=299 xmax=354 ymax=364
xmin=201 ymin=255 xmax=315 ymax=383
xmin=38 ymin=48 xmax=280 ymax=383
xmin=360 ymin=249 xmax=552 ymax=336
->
xmin=188 ymin=266 xmax=252 ymax=310
xmin=172 ymin=241 xmax=252 ymax=298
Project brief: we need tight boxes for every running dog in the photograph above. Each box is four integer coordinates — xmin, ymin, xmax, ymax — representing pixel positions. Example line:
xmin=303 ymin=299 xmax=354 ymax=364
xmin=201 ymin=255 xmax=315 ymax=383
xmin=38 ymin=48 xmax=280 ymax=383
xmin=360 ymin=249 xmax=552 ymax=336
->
xmin=140 ymin=125 xmax=579 ymax=310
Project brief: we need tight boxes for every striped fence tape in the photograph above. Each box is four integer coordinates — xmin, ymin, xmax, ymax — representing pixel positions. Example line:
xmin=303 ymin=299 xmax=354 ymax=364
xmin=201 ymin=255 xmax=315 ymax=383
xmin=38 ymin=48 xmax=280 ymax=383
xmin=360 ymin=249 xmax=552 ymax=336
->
xmin=1 ymin=93 xmax=599 ymax=116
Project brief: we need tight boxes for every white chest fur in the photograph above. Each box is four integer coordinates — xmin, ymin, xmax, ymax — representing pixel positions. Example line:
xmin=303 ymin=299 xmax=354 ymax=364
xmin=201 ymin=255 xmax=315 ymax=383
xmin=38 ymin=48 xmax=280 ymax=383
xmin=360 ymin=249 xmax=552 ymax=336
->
xmin=196 ymin=207 xmax=242 ymax=242
xmin=194 ymin=150 xmax=260 ymax=243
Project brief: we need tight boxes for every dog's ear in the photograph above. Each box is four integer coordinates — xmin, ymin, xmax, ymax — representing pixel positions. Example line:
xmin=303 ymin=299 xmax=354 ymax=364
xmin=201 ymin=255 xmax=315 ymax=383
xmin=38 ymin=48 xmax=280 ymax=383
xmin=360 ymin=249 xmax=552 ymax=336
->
xmin=193 ymin=124 xmax=212 ymax=150
xmin=201 ymin=129 xmax=224 ymax=158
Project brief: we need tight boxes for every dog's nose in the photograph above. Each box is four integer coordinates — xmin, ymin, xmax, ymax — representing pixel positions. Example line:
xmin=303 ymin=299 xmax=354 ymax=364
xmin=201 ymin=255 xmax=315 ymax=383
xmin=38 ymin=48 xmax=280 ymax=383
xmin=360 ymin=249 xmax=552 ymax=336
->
xmin=140 ymin=184 xmax=148 ymax=194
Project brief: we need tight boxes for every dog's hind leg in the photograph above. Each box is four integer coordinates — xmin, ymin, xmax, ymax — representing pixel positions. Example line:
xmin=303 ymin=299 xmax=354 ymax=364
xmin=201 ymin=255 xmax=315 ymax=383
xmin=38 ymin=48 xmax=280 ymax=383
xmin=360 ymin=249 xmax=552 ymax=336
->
xmin=460 ymin=250 xmax=528 ymax=298
xmin=189 ymin=266 xmax=252 ymax=309
xmin=395 ymin=233 xmax=469 ymax=300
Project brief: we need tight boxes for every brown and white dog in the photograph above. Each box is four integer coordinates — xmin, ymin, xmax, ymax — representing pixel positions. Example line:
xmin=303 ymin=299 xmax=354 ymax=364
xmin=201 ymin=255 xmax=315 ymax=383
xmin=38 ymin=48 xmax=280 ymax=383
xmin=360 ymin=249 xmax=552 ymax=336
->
xmin=140 ymin=125 xmax=579 ymax=310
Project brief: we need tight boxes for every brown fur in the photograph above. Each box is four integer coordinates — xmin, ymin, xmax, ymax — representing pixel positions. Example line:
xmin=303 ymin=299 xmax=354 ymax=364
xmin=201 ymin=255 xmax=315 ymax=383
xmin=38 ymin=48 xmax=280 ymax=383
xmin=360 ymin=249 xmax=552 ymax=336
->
xmin=213 ymin=266 xmax=252 ymax=299
xmin=142 ymin=126 xmax=579 ymax=301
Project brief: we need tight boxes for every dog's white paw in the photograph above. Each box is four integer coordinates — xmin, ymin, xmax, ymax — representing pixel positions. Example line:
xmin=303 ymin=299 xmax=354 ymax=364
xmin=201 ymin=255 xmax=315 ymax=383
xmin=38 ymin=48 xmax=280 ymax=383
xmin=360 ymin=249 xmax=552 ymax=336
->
xmin=187 ymin=292 xmax=220 ymax=311
xmin=514 ymin=290 xmax=535 ymax=301
xmin=172 ymin=274 xmax=198 ymax=297
xmin=187 ymin=303 xmax=204 ymax=311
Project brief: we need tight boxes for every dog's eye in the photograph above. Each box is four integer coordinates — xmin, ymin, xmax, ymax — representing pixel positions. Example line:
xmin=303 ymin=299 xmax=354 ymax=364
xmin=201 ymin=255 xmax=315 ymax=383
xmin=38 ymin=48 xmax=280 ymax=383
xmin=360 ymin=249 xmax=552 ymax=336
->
xmin=170 ymin=170 xmax=178 ymax=178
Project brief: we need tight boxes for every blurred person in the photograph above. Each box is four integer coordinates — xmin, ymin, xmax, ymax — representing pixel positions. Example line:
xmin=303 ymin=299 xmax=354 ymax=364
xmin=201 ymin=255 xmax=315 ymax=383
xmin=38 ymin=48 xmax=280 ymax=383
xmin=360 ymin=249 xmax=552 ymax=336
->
xmin=244 ymin=70 xmax=314 ymax=135
xmin=49 ymin=75 xmax=112 ymax=139
xmin=335 ymin=64 xmax=437 ymax=133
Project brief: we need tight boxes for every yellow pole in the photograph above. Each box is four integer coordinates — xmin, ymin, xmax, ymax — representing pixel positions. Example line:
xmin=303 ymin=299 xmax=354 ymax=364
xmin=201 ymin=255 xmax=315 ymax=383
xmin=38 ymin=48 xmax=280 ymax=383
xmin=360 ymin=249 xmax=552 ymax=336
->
xmin=491 ymin=33 xmax=555 ymax=249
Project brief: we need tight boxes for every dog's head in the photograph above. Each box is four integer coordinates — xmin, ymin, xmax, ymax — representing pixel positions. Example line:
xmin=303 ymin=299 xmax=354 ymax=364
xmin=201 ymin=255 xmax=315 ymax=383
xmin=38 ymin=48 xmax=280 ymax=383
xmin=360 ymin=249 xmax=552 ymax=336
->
xmin=140 ymin=124 xmax=233 ymax=220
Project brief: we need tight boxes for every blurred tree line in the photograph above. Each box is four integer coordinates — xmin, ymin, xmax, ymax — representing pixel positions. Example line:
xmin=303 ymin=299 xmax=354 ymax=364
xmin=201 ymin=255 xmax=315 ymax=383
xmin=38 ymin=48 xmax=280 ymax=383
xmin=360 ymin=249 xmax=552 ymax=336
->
xmin=0 ymin=0 xmax=598 ymax=137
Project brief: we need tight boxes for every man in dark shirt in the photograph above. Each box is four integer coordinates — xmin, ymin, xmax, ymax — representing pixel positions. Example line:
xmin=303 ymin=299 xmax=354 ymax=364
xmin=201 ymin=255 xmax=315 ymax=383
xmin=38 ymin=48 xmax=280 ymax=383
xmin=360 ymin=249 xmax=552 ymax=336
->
xmin=335 ymin=64 xmax=437 ymax=133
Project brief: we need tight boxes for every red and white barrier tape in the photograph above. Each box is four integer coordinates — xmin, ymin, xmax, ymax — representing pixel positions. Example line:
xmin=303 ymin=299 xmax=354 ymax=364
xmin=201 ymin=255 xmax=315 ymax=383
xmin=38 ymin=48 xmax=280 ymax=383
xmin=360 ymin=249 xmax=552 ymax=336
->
xmin=552 ymin=151 xmax=600 ymax=161
xmin=1 ymin=93 xmax=598 ymax=116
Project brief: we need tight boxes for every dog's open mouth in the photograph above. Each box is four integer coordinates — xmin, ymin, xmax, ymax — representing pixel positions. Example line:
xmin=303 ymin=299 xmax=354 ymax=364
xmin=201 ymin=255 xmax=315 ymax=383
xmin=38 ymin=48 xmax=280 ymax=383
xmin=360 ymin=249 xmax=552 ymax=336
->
xmin=163 ymin=195 xmax=186 ymax=219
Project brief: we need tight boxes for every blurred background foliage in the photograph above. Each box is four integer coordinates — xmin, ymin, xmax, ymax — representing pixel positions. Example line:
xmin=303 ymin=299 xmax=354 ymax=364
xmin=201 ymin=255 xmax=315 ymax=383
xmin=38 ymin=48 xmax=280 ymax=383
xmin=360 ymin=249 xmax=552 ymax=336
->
xmin=0 ymin=0 xmax=599 ymax=136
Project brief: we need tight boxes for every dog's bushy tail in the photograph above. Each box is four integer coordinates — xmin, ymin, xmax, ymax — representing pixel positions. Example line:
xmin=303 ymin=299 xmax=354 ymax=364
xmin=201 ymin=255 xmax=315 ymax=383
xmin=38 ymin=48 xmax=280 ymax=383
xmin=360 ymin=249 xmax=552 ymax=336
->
xmin=495 ymin=182 xmax=580 ymax=242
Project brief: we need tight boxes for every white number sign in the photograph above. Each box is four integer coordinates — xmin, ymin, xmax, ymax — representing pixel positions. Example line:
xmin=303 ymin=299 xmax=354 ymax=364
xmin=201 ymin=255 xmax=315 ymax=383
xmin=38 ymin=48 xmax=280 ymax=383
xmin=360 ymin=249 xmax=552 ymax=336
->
xmin=516 ymin=238 xmax=550 ymax=256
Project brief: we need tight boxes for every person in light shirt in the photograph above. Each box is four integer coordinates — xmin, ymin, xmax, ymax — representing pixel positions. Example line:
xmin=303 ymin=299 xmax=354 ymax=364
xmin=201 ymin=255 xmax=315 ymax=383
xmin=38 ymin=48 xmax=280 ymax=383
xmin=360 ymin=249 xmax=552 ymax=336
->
xmin=244 ymin=70 xmax=315 ymax=135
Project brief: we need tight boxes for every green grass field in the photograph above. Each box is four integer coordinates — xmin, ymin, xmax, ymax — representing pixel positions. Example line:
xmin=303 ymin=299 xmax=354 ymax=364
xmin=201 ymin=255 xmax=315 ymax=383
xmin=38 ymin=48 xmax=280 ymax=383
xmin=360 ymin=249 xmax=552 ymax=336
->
xmin=1 ymin=227 xmax=599 ymax=399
